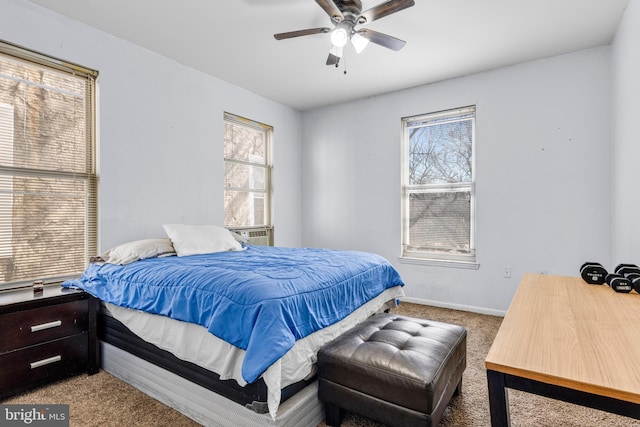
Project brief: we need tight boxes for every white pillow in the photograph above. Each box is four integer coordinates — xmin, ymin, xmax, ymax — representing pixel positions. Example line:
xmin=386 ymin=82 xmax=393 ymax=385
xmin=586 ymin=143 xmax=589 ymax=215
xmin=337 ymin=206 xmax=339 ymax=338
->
xmin=162 ymin=224 xmax=243 ymax=257
xmin=94 ymin=238 xmax=176 ymax=265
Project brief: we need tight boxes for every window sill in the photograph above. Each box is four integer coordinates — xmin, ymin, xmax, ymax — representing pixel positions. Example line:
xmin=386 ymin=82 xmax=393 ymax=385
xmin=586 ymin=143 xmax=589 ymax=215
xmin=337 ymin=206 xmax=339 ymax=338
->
xmin=398 ymin=257 xmax=480 ymax=270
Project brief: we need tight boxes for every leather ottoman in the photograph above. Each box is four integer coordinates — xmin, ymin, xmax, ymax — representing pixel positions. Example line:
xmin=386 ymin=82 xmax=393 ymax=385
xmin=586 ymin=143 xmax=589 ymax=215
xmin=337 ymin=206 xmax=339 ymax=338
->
xmin=317 ymin=313 xmax=467 ymax=427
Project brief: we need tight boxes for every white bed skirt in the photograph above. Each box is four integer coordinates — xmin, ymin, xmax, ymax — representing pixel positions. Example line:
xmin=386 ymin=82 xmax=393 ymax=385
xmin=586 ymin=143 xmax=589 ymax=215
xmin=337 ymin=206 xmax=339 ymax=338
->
xmin=101 ymin=341 xmax=325 ymax=427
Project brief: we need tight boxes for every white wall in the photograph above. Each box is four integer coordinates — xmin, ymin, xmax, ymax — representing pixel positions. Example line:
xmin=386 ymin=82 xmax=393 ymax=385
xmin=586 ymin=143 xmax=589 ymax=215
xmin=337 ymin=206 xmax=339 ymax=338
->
xmin=612 ymin=1 xmax=640 ymax=263
xmin=1 ymin=0 xmax=303 ymax=250
xmin=302 ymin=48 xmax=612 ymax=314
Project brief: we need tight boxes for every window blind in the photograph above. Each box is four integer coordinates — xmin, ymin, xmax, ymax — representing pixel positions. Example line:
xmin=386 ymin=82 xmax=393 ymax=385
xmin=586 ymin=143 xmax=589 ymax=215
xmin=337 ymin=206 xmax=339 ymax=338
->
xmin=0 ymin=41 xmax=97 ymax=289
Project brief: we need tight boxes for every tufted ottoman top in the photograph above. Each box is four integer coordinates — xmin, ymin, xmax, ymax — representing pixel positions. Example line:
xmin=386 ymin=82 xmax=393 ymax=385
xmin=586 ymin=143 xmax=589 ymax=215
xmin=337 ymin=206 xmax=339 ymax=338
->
xmin=317 ymin=313 xmax=467 ymax=415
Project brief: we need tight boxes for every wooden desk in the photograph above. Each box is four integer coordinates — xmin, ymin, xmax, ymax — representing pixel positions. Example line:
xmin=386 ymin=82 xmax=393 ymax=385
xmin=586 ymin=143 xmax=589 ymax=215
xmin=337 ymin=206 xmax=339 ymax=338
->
xmin=485 ymin=273 xmax=640 ymax=426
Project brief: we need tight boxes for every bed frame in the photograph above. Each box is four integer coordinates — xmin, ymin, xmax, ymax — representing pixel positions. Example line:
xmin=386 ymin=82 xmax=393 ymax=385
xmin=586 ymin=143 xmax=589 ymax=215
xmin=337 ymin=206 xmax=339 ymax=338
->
xmin=100 ymin=341 xmax=324 ymax=427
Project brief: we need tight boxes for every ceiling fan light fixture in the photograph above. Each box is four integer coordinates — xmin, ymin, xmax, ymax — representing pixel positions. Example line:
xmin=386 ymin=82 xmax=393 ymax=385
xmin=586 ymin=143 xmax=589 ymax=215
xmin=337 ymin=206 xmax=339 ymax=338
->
xmin=329 ymin=45 xmax=344 ymax=58
xmin=351 ymin=32 xmax=369 ymax=54
xmin=330 ymin=26 xmax=349 ymax=48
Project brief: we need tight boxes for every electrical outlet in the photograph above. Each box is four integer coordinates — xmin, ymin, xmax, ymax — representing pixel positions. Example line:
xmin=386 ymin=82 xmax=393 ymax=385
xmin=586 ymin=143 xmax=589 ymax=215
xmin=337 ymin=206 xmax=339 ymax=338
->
xmin=503 ymin=266 xmax=512 ymax=278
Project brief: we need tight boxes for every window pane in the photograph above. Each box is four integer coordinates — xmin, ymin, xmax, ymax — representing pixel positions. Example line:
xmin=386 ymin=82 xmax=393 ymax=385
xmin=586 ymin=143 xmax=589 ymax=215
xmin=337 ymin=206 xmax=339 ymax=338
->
xmin=407 ymin=191 xmax=471 ymax=255
xmin=1 ymin=173 xmax=89 ymax=283
xmin=409 ymin=118 xmax=472 ymax=185
xmin=224 ymin=162 xmax=266 ymax=191
xmin=224 ymin=190 xmax=266 ymax=227
xmin=0 ymin=58 xmax=87 ymax=173
xmin=224 ymin=122 xmax=266 ymax=163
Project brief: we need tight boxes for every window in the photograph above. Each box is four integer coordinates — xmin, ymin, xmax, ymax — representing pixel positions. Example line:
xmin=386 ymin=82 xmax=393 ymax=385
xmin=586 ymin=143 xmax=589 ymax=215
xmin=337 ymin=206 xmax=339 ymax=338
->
xmin=0 ymin=41 xmax=98 ymax=290
xmin=223 ymin=113 xmax=272 ymax=236
xmin=401 ymin=106 xmax=476 ymax=264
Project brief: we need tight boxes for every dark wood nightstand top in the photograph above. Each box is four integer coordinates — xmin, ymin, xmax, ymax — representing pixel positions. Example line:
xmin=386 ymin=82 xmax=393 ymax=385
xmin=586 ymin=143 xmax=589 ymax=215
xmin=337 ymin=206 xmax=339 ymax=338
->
xmin=0 ymin=284 xmax=87 ymax=313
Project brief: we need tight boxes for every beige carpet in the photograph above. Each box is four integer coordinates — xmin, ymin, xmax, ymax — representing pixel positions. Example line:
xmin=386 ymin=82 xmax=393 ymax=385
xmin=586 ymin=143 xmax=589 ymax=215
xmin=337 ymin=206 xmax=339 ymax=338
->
xmin=3 ymin=302 xmax=640 ymax=426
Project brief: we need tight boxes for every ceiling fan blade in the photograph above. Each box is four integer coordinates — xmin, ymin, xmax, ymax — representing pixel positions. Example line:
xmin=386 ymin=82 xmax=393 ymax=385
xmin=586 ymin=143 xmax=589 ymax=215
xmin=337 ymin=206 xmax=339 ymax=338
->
xmin=274 ymin=27 xmax=331 ymax=40
xmin=358 ymin=29 xmax=406 ymax=51
xmin=315 ymin=0 xmax=344 ymax=22
xmin=359 ymin=0 xmax=415 ymax=24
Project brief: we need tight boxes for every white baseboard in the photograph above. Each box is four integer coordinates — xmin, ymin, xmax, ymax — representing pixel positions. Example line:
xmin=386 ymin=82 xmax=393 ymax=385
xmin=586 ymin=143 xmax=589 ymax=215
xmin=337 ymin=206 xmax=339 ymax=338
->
xmin=399 ymin=296 xmax=506 ymax=317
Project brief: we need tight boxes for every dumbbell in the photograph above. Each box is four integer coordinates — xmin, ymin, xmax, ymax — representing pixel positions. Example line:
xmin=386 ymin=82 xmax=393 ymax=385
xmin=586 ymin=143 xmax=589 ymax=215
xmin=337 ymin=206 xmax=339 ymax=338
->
xmin=615 ymin=263 xmax=640 ymax=276
xmin=626 ymin=273 xmax=640 ymax=293
xmin=605 ymin=272 xmax=633 ymax=293
xmin=580 ymin=262 xmax=607 ymax=285
xmin=614 ymin=264 xmax=640 ymax=293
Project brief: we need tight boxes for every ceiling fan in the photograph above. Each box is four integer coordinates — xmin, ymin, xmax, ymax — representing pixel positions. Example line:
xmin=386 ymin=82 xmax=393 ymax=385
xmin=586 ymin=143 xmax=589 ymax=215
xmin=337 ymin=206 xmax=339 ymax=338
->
xmin=274 ymin=0 xmax=415 ymax=66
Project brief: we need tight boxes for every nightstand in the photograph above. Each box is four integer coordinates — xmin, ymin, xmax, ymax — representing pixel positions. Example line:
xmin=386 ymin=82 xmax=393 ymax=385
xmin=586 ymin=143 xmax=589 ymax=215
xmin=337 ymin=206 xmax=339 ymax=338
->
xmin=0 ymin=285 xmax=98 ymax=400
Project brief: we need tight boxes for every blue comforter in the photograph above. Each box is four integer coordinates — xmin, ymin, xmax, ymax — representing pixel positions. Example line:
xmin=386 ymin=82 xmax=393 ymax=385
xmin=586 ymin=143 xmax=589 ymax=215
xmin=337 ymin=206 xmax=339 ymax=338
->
xmin=63 ymin=246 xmax=404 ymax=383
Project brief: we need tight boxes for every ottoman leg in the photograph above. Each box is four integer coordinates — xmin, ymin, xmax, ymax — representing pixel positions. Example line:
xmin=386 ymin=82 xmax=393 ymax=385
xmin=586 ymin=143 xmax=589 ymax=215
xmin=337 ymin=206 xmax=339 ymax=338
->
xmin=454 ymin=377 xmax=463 ymax=396
xmin=324 ymin=402 xmax=344 ymax=427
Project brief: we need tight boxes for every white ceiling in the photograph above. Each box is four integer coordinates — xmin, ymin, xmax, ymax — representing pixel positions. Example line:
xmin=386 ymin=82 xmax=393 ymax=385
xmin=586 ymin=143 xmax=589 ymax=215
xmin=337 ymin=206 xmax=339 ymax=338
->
xmin=27 ymin=0 xmax=630 ymax=111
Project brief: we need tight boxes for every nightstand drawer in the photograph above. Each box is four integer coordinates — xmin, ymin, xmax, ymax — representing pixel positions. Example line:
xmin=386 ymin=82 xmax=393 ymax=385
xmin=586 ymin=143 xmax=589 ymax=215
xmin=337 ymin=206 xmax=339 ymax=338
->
xmin=0 ymin=299 xmax=88 ymax=354
xmin=0 ymin=333 xmax=89 ymax=399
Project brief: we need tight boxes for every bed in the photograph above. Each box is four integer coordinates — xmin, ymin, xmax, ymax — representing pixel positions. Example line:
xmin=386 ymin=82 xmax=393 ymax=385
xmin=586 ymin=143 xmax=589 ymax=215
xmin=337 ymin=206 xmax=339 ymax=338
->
xmin=63 ymin=226 xmax=404 ymax=426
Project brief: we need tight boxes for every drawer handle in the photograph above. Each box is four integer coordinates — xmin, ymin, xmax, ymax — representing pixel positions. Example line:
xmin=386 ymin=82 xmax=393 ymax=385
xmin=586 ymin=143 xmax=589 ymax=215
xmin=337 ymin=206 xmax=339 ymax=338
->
xmin=31 ymin=320 xmax=62 ymax=332
xmin=30 ymin=355 xmax=62 ymax=369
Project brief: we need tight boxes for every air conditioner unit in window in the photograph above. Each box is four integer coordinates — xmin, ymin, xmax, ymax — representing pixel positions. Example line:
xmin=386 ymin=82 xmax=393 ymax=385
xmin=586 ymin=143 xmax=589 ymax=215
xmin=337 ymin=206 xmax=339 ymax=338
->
xmin=230 ymin=227 xmax=273 ymax=246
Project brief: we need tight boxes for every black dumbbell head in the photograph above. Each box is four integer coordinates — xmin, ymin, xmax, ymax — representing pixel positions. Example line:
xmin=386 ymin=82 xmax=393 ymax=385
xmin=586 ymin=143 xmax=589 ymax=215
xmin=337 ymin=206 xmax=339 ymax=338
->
xmin=581 ymin=262 xmax=603 ymax=270
xmin=627 ymin=273 xmax=640 ymax=293
xmin=580 ymin=262 xmax=607 ymax=285
xmin=615 ymin=264 xmax=640 ymax=277
xmin=605 ymin=273 xmax=633 ymax=293
xmin=615 ymin=263 xmax=639 ymax=271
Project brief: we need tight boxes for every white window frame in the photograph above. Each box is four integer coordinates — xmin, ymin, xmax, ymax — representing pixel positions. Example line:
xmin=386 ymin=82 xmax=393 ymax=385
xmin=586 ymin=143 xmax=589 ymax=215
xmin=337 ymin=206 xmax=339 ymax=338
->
xmin=223 ymin=112 xmax=273 ymax=235
xmin=400 ymin=105 xmax=477 ymax=268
